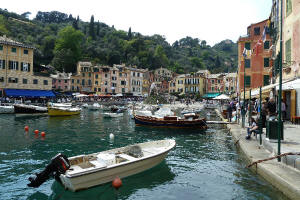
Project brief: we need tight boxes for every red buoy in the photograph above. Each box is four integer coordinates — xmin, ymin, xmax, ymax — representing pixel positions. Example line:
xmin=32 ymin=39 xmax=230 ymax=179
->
xmin=41 ymin=132 xmax=46 ymax=137
xmin=112 ymin=177 xmax=122 ymax=190
xmin=34 ymin=130 xmax=39 ymax=134
xmin=24 ymin=126 xmax=29 ymax=132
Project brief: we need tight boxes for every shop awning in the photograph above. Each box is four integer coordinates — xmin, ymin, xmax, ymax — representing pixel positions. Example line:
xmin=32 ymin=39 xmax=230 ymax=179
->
xmin=276 ymin=79 xmax=300 ymax=90
xmin=202 ymin=93 xmax=221 ymax=98
xmin=4 ymin=89 xmax=55 ymax=97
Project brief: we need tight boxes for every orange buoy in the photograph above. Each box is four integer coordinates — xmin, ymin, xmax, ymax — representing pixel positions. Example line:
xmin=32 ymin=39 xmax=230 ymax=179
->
xmin=34 ymin=130 xmax=39 ymax=134
xmin=41 ymin=132 xmax=46 ymax=137
xmin=24 ymin=126 xmax=29 ymax=132
xmin=112 ymin=177 xmax=122 ymax=190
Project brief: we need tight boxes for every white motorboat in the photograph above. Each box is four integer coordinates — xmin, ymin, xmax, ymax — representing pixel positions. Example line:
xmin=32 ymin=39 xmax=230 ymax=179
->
xmin=50 ymin=103 xmax=72 ymax=107
xmin=0 ymin=105 xmax=14 ymax=114
xmin=103 ymin=112 xmax=123 ymax=118
xmin=27 ymin=139 xmax=176 ymax=192
xmin=88 ymin=103 xmax=102 ymax=110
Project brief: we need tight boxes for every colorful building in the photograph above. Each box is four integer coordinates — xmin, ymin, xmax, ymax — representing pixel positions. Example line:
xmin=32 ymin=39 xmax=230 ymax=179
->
xmin=237 ymin=19 xmax=273 ymax=94
xmin=51 ymin=72 xmax=71 ymax=92
xmin=0 ymin=35 xmax=52 ymax=96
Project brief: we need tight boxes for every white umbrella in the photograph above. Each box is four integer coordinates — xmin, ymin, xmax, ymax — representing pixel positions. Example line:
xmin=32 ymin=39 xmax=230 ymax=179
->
xmin=213 ymin=94 xmax=230 ymax=100
xmin=75 ymin=94 xmax=88 ymax=98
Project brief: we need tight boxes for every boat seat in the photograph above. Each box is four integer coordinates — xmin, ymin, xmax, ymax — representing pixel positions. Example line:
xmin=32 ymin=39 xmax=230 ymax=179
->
xmin=89 ymin=160 xmax=107 ymax=168
xmin=118 ymin=154 xmax=137 ymax=161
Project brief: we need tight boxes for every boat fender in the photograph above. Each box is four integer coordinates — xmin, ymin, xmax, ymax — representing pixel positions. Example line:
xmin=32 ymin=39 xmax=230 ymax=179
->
xmin=27 ymin=153 xmax=70 ymax=188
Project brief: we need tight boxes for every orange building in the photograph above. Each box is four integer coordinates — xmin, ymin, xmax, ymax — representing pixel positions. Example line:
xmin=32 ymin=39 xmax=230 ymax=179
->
xmin=237 ymin=19 xmax=273 ymax=94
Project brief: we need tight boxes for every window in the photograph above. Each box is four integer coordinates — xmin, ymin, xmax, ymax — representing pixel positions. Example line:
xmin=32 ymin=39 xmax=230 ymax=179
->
xmin=263 ymin=75 xmax=269 ymax=86
xmin=82 ymin=80 xmax=85 ymax=86
xmin=211 ymin=87 xmax=214 ymax=91
xmin=218 ymin=80 xmax=220 ymax=83
xmin=89 ymin=73 xmax=91 ymax=77
xmin=94 ymin=88 xmax=97 ymax=92
xmin=88 ymin=80 xmax=92 ymax=86
xmin=254 ymin=27 xmax=260 ymax=35
xmin=65 ymin=80 xmax=67 ymax=83
xmin=82 ymin=73 xmax=85 ymax=77
xmin=21 ymin=63 xmax=30 ymax=72
xmin=95 ymin=81 xmax=99 ymax=85
xmin=0 ymin=45 xmax=3 ymax=51
xmin=58 ymin=80 xmax=61 ymax=83
xmin=72 ymin=86 xmax=74 ymax=91
xmin=23 ymin=79 xmax=28 ymax=84
xmin=0 ymin=77 xmax=4 ymax=82
xmin=72 ymin=79 xmax=74 ymax=83
xmin=98 ymin=88 xmax=101 ymax=92
xmin=113 ymin=70 xmax=115 ymax=74
xmin=105 ymin=74 xmax=108 ymax=78
xmin=286 ymin=0 xmax=292 ymax=16
xmin=24 ymin=49 xmax=28 ymax=54
xmin=11 ymin=47 xmax=16 ymax=53
xmin=9 ymin=61 xmax=19 ymax=70
xmin=226 ymin=87 xmax=229 ymax=91
xmin=44 ymin=80 xmax=48 ymax=85
xmin=0 ymin=60 xmax=5 ymax=69
xmin=65 ymin=86 xmax=67 ymax=89
xmin=77 ymin=79 xmax=79 ymax=84
xmin=245 ymin=76 xmax=251 ymax=87
xmin=285 ymin=39 xmax=291 ymax=63
xmin=245 ymin=59 xmax=251 ymax=68
xmin=105 ymin=88 xmax=107 ymax=93
xmin=8 ymin=77 xmax=18 ymax=83
xmin=245 ymin=42 xmax=251 ymax=50
xmin=121 ymin=80 xmax=126 ymax=85
xmin=119 ymin=73 xmax=122 ymax=77
xmin=264 ymin=58 xmax=270 ymax=67
xmin=212 ymin=80 xmax=214 ymax=84
xmin=137 ymin=73 xmax=140 ymax=77
xmin=33 ymin=79 xmax=38 ymax=84
xmin=95 ymin=74 xmax=98 ymax=79
xmin=231 ymin=87 xmax=234 ymax=91
xmin=105 ymin=81 xmax=108 ymax=85
xmin=264 ymin=41 xmax=270 ymax=49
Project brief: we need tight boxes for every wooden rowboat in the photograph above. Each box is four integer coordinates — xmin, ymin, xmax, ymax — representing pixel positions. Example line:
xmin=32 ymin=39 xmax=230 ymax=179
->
xmin=134 ymin=114 xmax=208 ymax=129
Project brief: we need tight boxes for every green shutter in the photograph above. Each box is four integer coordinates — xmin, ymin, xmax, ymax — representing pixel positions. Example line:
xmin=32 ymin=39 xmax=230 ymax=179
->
xmin=245 ymin=76 xmax=251 ymax=87
xmin=245 ymin=42 xmax=251 ymax=50
xmin=263 ymin=75 xmax=269 ymax=86
xmin=0 ymin=45 xmax=3 ymax=51
xmin=264 ymin=58 xmax=270 ymax=67
xmin=286 ymin=0 xmax=292 ymax=16
xmin=264 ymin=41 xmax=270 ymax=49
xmin=285 ymin=39 xmax=291 ymax=63
xmin=245 ymin=59 xmax=251 ymax=68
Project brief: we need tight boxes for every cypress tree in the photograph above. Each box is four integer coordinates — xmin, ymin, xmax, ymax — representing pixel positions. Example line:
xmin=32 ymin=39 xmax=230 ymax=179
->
xmin=96 ymin=20 xmax=100 ymax=36
xmin=89 ymin=15 xmax=95 ymax=40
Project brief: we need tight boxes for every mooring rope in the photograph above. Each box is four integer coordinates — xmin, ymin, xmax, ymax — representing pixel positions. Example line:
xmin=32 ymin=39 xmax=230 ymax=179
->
xmin=246 ymin=152 xmax=300 ymax=168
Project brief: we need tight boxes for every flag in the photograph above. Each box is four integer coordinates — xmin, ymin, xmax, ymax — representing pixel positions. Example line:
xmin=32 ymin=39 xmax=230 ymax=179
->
xmin=243 ymin=48 xmax=247 ymax=58
xmin=262 ymin=26 xmax=267 ymax=43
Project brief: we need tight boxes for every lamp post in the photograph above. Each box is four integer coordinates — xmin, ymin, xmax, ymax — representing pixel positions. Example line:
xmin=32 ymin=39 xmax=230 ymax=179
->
xmin=277 ymin=0 xmax=283 ymax=162
xmin=242 ymin=60 xmax=246 ymax=128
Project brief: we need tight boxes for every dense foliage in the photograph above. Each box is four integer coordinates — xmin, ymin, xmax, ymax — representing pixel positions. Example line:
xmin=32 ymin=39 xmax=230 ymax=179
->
xmin=0 ymin=9 xmax=238 ymax=73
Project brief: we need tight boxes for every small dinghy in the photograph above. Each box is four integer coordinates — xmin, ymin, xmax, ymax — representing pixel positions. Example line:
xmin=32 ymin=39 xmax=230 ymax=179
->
xmin=27 ymin=139 xmax=176 ymax=191
xmin=103 ymin=112 xmax=123 ymax=118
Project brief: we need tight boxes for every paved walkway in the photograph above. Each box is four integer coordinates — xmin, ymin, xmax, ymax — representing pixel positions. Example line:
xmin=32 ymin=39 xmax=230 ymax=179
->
xmin=215 ymin=109 xmax=300 ymax=200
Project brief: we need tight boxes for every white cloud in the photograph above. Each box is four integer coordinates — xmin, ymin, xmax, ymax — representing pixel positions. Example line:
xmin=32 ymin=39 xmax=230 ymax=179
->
xmin=1 ymin=0 xmax=272 ymax=45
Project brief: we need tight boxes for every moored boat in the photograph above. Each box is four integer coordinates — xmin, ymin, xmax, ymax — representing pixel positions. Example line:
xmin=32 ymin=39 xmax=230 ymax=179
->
xmin=0 ymin=105 xmax=14 ymax=114
xmin=14 ymin=104 xmax=48 ymax=114
xmin=27 ymin=139 xmax=176 ymax=191
xmin=48 ymin=107 xmax=81 ymax=116
xmin=103 ymin=112 xmax=123 ymax=118
xmin=134 ymin=114 xmax=207 ymax=129
xmin=88 ymin=103 xmax=102 ymax=110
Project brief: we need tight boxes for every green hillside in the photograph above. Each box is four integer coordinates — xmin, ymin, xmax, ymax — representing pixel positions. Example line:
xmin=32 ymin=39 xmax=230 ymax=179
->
xmin=0 ymin=9 xmax=238 ymax=74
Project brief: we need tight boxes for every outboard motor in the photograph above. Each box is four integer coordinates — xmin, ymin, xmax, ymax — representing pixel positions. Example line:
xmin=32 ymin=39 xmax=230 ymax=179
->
xmin=27 ymin=153 xmax=70 ymax=188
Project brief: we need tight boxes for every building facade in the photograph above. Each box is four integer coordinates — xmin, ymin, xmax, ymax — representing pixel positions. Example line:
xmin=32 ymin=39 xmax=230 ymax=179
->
xmin=51 ymin=72 xmax=71 ymax=92
xmin=0 ymin=35 xmax=52 ymax=96
xmin=237 ymin=19 xmax=273 ymax=94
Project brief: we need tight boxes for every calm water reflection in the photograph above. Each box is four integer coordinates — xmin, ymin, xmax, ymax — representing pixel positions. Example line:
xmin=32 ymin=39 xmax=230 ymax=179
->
xmin=0 ymin=109 xmax=288 ymax=200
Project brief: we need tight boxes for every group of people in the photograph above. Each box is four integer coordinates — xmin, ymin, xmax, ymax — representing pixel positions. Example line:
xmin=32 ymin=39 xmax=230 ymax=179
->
xmin=224 ymin=97 xmax=288 ymax=140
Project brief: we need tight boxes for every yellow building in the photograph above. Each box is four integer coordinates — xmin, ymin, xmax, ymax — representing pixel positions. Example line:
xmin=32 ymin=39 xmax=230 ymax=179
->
xmin=0 ymin=35 xmax=52 ymax=96
xmin=184 ymin=73 xmax=206 ymax=96
xmin=175 ymin=74 xmax=185 ymax=95
xmin=70 ymin=62 xmax=94 ymax=93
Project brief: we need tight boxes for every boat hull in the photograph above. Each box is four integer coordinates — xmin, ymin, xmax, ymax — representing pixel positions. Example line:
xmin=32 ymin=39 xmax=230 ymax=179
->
xmin=0 ymin=106 xmax=14 ymax=114
xmin=14 ymin=104 xmax=47 ymax=114
xmin=134 ymin=115 xmax=208 ymax=129
xmin=59 ymin=151 xmax=169 ymax=191
xmin=48 ymin=108 xmax=80 ymax=116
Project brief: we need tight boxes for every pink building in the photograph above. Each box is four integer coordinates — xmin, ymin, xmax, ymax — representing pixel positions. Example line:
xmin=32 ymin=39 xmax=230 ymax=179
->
xmin=51 ymin=72 xmax=71 ymax=91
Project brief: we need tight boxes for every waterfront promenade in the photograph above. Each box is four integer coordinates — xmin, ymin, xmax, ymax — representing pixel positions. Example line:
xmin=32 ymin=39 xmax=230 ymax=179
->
xmin=216 ymin=109 xmax=300 ymax=200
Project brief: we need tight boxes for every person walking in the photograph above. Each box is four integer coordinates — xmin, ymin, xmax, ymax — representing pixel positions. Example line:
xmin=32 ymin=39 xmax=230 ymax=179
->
xmin=281 ymin=100 xmax=287 ymax=121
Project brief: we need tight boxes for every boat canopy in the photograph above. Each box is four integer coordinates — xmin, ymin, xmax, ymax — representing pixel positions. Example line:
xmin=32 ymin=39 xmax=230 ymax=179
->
xmin=4 ymin=89 xmax=55 ymax=98
xmin=202 ymin=93 xmax=221 ymax=98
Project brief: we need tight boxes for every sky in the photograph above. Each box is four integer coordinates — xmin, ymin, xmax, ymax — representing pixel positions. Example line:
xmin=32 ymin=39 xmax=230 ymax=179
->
xmin=1 ymin=0 xmax=272 ymax=46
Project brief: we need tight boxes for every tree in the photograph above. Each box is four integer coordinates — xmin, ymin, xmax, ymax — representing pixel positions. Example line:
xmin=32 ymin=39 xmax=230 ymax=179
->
xmin=190 ymin=57 xmax=205 ymax=69
xmin=72 ymin=16 xmax=79 ymax=30
xmin=200 ymin=40 xmax=207 ymax=48
xmin=153 ymin=45 xmax=169 ymax=68
xmin=89 ymin=15 xmax=95 ymax=40
xmin=96 ymin=20 xmax=100 ymax=36
xmin=128 ymin=27 xmax=132 ymax=40
xmin=21 ymin=12 xmax=31 ymax=19
xmin=0 ymin=15 xmax=9 ymax=35
xmin=53 ymin=26 xmax=84 ymax=72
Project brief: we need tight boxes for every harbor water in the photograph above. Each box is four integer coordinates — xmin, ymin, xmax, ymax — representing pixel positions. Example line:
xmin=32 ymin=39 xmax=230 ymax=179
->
xmin=0 ymin=109 xmax=288 ymax=200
